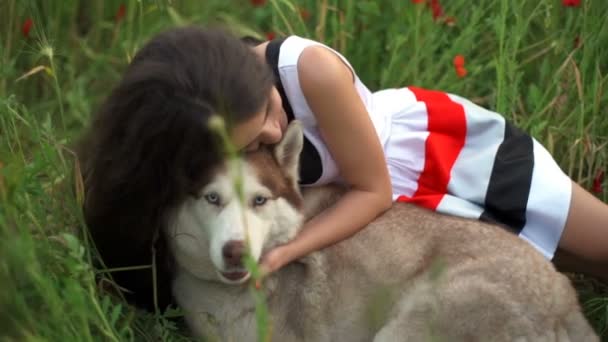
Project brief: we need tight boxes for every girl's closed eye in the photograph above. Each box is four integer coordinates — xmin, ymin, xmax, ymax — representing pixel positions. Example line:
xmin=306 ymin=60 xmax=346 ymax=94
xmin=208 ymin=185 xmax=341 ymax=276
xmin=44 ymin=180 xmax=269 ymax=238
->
xmin=232 ymin=87 xmax=287 ymax=153
xmin=243 ymin=104 xmax=270 ymax=152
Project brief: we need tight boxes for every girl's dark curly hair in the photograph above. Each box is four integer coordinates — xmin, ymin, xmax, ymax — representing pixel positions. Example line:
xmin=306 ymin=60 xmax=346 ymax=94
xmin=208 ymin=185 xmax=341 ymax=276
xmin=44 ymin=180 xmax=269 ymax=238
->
xmin=76 ymin=26 xmax=274 ymax=312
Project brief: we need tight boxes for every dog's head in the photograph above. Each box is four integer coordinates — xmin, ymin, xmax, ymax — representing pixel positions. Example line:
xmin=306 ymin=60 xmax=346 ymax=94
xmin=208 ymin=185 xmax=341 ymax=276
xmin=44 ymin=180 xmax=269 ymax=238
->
xmin=167 ymin=121 xmax=305 ymax=285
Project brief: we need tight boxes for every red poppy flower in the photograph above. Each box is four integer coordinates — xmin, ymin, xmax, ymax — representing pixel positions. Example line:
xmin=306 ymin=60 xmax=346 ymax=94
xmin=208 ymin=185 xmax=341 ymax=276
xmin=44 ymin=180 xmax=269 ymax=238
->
xmin=22 ymin=18 xmax=33 ymax=38
xmin=455 ymin=66 xmax=467 ymax=78
xmin=299 ymin=8 xmax=311 ymax=21
xmin=453 ymin=55 xmax=467 ymax=77
xmin=266 ymin=32 xmax=276 ymax=41
xmin=428 ymin=0 xmax=444 ymax=20
xmin=562 ymin=0 xmax=581 ymax=7
xmin=115 ymin=4 xmax=126 ymax=22
xmin=251 ymin=0 xmax=266 ymax=6
xmin=453 ymin=54 xmax=465 ymax=68
xmin=592 ymin=170 xmax=604 ymax=194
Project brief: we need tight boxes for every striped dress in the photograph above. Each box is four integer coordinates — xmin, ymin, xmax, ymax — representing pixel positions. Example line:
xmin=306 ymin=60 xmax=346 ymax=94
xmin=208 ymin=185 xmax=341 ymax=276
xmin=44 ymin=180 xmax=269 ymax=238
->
xmin=265 ymin=35 xmax=572 ymax=260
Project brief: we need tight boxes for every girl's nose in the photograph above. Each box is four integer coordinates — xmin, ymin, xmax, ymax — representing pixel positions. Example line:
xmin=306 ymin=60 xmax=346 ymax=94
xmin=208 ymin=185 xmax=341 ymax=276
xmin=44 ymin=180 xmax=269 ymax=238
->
xmin=261 ymin=120 xmax=283 ymax=145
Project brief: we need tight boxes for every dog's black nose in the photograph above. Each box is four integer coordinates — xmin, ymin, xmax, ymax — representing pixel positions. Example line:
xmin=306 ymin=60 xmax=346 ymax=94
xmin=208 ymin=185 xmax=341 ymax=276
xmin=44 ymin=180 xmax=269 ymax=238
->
xmin=222 ymin=240 xmax=245 ymax=267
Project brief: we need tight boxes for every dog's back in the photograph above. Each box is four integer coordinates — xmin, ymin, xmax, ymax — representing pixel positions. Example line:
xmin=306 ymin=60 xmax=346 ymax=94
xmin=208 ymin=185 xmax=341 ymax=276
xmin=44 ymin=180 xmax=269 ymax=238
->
xmin=302 ymin=186 xmax=598 ymax=341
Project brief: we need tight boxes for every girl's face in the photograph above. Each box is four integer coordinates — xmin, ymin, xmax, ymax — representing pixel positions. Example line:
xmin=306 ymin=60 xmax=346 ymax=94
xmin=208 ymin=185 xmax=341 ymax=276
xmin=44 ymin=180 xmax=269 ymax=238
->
xmin=231 ymin=87 xmax=288 ymax=151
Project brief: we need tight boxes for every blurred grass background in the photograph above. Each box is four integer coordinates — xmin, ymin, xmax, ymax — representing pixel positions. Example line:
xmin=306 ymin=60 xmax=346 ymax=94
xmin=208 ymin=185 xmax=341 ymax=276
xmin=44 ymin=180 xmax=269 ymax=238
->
xmin=0 ymin=0 xmax=606 ymax=340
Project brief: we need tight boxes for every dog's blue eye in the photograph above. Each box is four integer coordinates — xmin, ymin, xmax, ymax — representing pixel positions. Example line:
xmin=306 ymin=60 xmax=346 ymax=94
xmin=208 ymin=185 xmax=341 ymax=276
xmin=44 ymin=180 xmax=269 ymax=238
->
xmin=253 ymin=195 xmax=267 ymax=206
xmin=204 ymin=192 xmax=221 ymax=205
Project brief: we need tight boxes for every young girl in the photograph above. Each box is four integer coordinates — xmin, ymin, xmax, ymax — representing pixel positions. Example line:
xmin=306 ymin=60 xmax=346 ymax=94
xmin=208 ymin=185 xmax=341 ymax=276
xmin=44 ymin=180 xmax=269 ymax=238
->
xmin=239 ymin=33 xmax=608 ymax=282
xmin=80 ymin=26 xmax=606 ymax=311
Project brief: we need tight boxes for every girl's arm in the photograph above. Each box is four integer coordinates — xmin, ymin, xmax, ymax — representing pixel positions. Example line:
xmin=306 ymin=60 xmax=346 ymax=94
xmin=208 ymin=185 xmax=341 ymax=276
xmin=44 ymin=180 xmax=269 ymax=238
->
xmin=260 ymin=45 xmax=393 ymax=274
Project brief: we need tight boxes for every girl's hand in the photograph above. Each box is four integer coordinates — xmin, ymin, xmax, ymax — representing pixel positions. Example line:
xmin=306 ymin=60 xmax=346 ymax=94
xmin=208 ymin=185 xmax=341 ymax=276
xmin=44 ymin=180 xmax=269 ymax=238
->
xmin=258 ymin=244 xmax=295 ymax=277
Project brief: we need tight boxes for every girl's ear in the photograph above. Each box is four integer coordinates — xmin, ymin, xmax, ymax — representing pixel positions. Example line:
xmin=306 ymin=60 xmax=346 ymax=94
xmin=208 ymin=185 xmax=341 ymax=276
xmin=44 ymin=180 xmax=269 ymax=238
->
xmin=274 ymin=120 xmax=303 ymax=184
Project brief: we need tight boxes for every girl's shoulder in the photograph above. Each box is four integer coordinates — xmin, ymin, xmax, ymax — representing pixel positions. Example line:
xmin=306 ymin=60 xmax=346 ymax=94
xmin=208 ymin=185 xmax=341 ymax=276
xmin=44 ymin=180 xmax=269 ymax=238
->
xmin=275 ymin=35 xmax=356 ymax=75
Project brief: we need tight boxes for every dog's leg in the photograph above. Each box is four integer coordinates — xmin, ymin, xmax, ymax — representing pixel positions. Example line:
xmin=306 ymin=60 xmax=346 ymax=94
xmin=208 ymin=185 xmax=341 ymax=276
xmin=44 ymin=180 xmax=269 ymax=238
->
xmin=555 ymin=310 xmax=600 ymax=342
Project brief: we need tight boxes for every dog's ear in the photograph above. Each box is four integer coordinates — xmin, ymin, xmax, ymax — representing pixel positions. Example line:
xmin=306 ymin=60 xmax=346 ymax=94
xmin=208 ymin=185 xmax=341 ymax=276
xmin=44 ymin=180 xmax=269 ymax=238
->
xmin=274 ymin=120 xmax=303 ymax=182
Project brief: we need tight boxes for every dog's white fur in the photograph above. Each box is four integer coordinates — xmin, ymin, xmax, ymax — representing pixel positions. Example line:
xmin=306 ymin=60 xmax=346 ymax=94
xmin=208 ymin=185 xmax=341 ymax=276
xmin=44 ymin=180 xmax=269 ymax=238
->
xmin=168 ymin=164 xmax=300 ymax=285
xmin=167 ymin=121 xmax=598 ymax=341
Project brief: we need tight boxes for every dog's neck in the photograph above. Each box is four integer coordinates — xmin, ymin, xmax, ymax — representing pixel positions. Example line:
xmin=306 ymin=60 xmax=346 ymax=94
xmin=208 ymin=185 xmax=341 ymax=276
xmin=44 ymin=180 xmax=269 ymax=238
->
xmin=177 ymin=251 xmax=329 ymax=341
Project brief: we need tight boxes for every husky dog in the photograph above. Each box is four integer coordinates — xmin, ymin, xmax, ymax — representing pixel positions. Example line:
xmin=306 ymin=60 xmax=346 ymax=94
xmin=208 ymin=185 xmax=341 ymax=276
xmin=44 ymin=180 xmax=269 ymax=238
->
xmin=167 ymin=121 xmax=598 ymax=341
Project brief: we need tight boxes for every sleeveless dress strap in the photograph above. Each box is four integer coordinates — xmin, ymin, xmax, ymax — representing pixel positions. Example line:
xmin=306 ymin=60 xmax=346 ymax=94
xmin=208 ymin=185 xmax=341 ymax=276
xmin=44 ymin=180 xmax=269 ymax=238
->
xmin=264 ymin=37 xmax=323 ymax=185
xmin=265 ymin=38 xmax=294 ymax=122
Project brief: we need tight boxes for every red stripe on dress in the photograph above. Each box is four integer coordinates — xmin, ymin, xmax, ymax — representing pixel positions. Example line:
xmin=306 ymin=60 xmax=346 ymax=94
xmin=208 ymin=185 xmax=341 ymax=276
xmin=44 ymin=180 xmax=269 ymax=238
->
xmin=396 ymin=87 xmax=467 ymax=210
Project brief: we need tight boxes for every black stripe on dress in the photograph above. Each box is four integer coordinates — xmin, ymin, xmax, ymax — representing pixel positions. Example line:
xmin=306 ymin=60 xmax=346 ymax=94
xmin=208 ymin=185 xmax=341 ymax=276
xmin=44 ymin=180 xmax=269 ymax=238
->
xmin=264 ymin=37 xmax=323 ymax=185
xmin=479 ymin=122 xmax=534 ymax=234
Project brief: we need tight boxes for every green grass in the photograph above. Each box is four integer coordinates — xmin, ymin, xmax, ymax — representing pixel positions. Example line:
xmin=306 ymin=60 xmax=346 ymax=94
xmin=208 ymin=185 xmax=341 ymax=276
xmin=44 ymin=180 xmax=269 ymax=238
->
xmin=0 ymin=0 xmax=607 ymax=340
